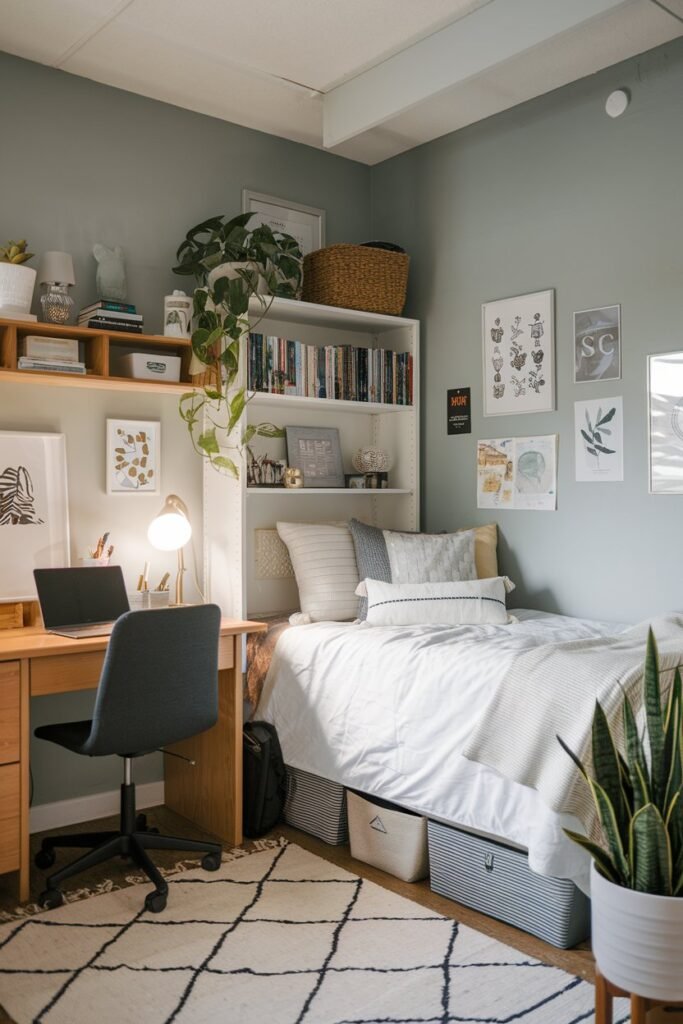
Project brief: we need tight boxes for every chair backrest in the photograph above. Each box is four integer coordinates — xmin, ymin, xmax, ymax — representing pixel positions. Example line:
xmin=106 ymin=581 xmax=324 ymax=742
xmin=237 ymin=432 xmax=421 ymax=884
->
xmin=82 ymin=604 xmax=222 ymax=757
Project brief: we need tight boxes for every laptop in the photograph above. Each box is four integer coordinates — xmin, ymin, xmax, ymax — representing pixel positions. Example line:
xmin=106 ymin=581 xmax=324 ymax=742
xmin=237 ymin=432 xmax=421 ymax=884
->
xmin=34 ymin=566 xmax=131 ymax=638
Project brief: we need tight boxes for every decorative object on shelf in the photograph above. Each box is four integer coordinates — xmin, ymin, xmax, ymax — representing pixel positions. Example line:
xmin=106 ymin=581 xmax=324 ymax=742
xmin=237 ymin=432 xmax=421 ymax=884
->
xmin=351 ymin=446 xmax=390 ymax=474
xmin=286 ymin=425 xmax=345 ymax=488
xmin=302 ymin=242 xmax=409 ymax=316
xmin=447 ymin=387 xmax=471 ymax=435
xmin=163 ymin=290 xmax=192 ymax=338
xmin=79 ymin=299 xmax=143 ymax=333
xmin=345 ymin=474 xmax=366 ymax=489
xmin=242 ymin=189 xmax=325 ymax=259
xmin=649 ymin=351 xmax=683 ymax=493
xmin=93 ymin=243 xmax=127 ymax=302
xmin=147 ymin=494 xmax=192 ymax=605
xmin=558 ymin=629 xmax=683 ymax=1003
xmin=106 ymin=419 xmax=160 ymax=494
xmin=119 ymin=352 xmax=181 ymax=382
xmin=246 ymin=451 xmax=286 ymax=487
xmin=574 ymin=397 xmax=623 ymax=482
xmin=283 ymin=467 xmax=304 ymax=489
xmin=0 ymin=239 xmax=37 ymax=320
xmin=482 ymin=289 xmax=555 ymax=416
xmin=477 ymin=435 xmax=557 ymax=511
xmin=574 ymin=305 xmax=621 ymax=383
xmin=364 ymin=471 xmax=389 ymax=489
xmin=37 ymin=251 xmax=75 ymax=324
xmin=0 ymin=431 xmax=70 ymax=601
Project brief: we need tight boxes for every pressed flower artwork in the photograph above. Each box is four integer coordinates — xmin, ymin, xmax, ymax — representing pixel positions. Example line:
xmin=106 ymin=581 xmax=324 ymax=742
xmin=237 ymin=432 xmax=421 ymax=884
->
xmin=106 ymin=419 xmax=160 ymax=494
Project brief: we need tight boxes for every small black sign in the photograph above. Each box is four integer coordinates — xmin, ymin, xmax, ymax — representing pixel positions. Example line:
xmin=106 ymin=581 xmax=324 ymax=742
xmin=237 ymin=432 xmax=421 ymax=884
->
xmin=447 ymin=387 xmax=471 ymax=435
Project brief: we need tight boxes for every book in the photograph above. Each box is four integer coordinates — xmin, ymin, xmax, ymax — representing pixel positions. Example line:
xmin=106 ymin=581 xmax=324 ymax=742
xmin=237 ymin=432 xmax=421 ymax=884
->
xmin=78 ymin=307 xmax=143 ymax=323
xmin=80 ymin=317 xmax=143 ymax=334
xmin=20 ymin=335 xmax=79 ymax=362
xmin=79 ymin=300 xmax=137 ymax=315
xmin=18 ymin=357 xmax=86 ymax=375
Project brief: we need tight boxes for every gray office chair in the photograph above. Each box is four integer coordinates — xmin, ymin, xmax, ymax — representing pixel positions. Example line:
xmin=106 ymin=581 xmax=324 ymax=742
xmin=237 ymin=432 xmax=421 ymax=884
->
xmin=34 ymin=604 xmax=223 ymax=913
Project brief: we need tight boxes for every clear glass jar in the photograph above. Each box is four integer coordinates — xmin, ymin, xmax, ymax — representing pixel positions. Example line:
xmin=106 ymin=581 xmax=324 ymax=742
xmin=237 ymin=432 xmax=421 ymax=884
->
xmin=41 ymin=283 xmax=74 ymax=324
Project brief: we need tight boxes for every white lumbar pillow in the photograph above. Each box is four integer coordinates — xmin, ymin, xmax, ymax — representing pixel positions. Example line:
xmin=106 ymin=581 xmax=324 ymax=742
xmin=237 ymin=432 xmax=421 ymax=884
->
xmin=359 ymin=577 xmax=515 ymax=626
xmin=276 ymin=522 xmax=360 ymax=623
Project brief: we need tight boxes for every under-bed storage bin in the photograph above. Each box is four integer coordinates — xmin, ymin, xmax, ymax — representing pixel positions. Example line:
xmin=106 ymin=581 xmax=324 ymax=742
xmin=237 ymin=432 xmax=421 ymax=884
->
xmin=348 ymin=791 xmax=428 ymax=882
xmin=284 ymin=765 xmax=348 ymax=845
xmin=428 ymin=820 xmax=590 ymax=949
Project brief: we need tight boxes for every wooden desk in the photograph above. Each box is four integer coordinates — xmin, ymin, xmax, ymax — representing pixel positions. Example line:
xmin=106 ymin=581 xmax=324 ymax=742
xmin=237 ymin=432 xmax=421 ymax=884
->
xmin=0 ymin=617 xmax=265 ymax=903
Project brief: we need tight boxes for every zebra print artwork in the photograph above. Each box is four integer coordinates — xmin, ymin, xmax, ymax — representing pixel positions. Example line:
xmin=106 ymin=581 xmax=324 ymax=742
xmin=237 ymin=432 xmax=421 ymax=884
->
xmin=0 ymin=465 xmax=44 ymax=525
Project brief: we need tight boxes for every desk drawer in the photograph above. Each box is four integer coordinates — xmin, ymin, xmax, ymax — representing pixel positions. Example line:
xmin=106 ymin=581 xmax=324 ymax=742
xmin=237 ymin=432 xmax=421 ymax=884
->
xmin=218 ymin=635 xmax=235 ymax=671
xmin=0 ymin=662 xmax=20 ymax=765
xmin=31 ymin=652 xmax=104 ymax=696
xmin=0 ymin=763 xmax=20 ymax=875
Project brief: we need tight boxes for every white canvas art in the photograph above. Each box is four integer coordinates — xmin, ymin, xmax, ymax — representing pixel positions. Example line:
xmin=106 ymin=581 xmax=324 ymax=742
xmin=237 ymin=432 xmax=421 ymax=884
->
xmin=0 ymin=431 xmax=70 ymax=600
xmin=482 ymin=289 xmax=555 ymax=416
xmin=106 ymin=419 xmax=160 ymax=494
xmin=575 ymin=397 xmax=624 ymax=482
xmin=477 ymin=435 xmax=557 ymax=511
xmin=649 ymin=353 xmax=683 ymax=493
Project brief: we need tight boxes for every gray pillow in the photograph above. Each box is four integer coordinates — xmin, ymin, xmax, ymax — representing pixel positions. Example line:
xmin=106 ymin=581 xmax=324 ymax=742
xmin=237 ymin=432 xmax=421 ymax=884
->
xmin=348 ymin=519 xmax=391 ymax=620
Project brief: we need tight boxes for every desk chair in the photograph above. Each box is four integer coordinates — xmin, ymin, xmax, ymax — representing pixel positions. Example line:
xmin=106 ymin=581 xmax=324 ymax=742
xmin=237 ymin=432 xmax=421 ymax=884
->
xmin=34 ymin=604 xmax=223 ymax=913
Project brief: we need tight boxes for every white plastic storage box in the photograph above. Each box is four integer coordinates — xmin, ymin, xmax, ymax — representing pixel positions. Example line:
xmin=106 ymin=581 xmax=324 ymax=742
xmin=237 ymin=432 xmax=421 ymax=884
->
xmin=348 ymin=791 xmax=429 ymax=882
xmin=284 ymin=766 xmax=348 ymax=845
xmin=428 ymin=820 xmax=590 ymax=949
xmin=120 ymin=352 xmax=181 ymax=382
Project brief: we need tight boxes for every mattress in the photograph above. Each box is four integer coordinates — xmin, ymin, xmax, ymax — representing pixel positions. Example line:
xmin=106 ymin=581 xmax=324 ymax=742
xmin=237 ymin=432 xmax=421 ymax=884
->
xmin=257 ymin=609 xmax=627 ymax=894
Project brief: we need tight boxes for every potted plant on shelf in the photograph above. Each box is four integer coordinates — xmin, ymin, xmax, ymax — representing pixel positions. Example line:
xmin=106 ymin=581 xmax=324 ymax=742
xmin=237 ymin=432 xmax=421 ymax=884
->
xmin=172 ymin=213 xmax=303 ymax=475
xmin=0 ymin=240 xmax=36 ymax=319
xmin=559 ymin=629 xmax=683 ymax=1003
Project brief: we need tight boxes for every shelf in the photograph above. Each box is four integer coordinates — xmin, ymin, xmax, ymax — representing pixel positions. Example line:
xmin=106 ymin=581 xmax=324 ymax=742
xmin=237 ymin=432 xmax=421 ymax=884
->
xmin=247 ymin=391 xmax=414 ymax=414
xmin=248 ymin=295 xmax=418 ymax=334
xmin=246 ymin=487 xmax=412 ymax=496
xmin=0 ymin=368 xmax=191 ymax=395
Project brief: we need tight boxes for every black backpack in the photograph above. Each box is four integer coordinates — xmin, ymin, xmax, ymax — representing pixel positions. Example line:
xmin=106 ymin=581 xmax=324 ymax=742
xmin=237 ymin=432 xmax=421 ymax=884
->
xmin=243 ymin=721 xmax=287 ymax=838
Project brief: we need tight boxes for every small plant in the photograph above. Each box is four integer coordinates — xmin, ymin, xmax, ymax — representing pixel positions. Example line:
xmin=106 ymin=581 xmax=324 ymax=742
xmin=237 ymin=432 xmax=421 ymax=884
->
xmin=559 ymin=629 xmax=683 ymax=896
xmin=0 ymin=240 xmax=33 ymax=264
xmin=580 ymin=405 xmax=616 ymax=469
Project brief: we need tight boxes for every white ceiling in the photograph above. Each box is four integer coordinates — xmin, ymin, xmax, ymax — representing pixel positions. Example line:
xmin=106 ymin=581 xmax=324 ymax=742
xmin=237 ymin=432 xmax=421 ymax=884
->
xmin=1 ymin=0 xmax=682 ymax=164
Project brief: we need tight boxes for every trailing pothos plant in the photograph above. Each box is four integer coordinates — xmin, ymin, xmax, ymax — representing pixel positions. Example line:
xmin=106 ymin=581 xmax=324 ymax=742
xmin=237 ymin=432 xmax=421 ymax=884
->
xmin=174 ymin=213 xmax=303 ymax=475
xmin=558 ymin=629 xmax=683 ymax=896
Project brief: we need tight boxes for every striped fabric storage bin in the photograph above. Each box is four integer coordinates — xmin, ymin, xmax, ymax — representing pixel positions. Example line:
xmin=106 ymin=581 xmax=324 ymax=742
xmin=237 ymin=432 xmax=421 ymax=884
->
xmin=284 ymin=766 xmax=349 ymax=845
xmin=428 ymin=820 xmax=590 ymax=949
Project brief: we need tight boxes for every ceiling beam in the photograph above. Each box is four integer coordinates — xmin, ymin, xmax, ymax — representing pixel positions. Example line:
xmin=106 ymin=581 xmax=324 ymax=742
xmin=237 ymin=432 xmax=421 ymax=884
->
xmin=322 ymin=0 xmax=634 ymax=148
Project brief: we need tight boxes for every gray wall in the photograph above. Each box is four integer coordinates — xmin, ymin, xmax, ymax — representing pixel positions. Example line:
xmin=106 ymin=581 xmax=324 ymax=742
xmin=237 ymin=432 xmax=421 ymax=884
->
xmin=371 ymin=38 xmax=683 ymax=623
xmin=0 ymin=52 xmax=371 ymax=806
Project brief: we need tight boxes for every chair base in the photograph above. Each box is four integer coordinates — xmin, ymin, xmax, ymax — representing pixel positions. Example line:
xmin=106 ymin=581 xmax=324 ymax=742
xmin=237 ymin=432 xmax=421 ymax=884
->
xmin=35 ymin=778 xmax=222 ymax=913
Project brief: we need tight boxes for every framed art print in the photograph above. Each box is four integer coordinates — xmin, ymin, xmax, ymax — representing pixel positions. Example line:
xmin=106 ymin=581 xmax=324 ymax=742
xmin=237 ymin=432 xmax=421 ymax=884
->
xmin=482 ymin=289 xmax=555 ymax=416
xmin=285 ymin=425 xmax=344 ymax=488
xmin=0 ymin=431 xmax=70 ymax=600
xmin=242 ymin=190 xmax=325 ymax=255
xmin=649 ymin=352 xmax=683 ymax=493
xmin=574 ymin=304 xmax=621 ymax=383
xmin=106 ymin=419 xmax=160 ymax=494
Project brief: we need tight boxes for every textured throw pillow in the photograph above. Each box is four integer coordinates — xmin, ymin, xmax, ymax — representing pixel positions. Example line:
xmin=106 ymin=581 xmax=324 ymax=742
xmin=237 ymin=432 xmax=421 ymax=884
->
xmin=348 ymin=518 xmax=392 ymax=619
xmin=383 ymin=529 xmax=477 ymax=584
xmin=276 ymin=522 xmax=360 ymax=622
xmin=360 ymin=577 xmax=513 ymax=627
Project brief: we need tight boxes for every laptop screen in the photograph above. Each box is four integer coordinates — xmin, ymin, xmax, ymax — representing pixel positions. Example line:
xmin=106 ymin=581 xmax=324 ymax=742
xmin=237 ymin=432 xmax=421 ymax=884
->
xmin=34 ymin=566 xmax=130 ymax=629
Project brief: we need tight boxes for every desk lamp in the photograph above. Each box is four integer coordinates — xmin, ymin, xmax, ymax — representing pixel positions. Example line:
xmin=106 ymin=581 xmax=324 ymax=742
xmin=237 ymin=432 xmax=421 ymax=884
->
xmin=147 ymin=494 xmax=192 ymax=605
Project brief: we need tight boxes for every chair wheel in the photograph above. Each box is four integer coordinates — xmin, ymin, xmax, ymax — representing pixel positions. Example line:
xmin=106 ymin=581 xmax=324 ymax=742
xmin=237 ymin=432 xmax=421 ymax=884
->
xmin=202 ymin=851 xmax=222 ymax=872
xmin=144 ymin=889 xmax=167 ymax=913
xmin=38 ymin=888 xmax=64 ymax=910
xmin=135 ymin=813 xmax=147 ymax=830
xmin=35 ymin=847 xmax=56 ymax=870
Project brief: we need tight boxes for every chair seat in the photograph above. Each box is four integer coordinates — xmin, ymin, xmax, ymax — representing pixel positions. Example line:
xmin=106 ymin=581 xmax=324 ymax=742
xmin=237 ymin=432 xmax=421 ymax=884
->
xmin=35 ymin=720 xmax=93 ymax=755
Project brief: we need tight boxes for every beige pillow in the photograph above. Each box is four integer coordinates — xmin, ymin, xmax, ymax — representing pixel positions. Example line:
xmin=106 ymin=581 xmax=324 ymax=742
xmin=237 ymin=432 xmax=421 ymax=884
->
xmin=276 ymin=522 xmax=359 ymax=622
xmin=458 ymin=523 xmax=498 ymax=579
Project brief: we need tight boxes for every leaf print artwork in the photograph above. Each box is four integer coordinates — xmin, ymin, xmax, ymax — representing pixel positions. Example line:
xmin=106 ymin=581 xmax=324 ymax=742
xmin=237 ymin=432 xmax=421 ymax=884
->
xmin=0 ymin=465 xmax=44 ymax=525
xmin=107 ymin=420 xmax=160 ymax=494
xmin=575 ymin=398 xmax=623 ymax=482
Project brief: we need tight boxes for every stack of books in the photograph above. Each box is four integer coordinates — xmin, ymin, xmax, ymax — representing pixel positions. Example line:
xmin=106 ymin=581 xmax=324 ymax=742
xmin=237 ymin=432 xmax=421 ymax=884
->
xmin=18 ymin=335 xmax=86 ymax=375
xmin=78 ymin=300 xmax=144 ymax=334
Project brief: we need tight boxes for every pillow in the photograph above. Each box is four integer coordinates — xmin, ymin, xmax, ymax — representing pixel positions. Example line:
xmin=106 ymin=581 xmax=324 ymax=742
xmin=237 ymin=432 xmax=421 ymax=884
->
xmin=360 ymin=577 xmax=513 ymax=627
xmin=458 ymin=522 xmax=498 ymax=579
xmin=383 ymin=529 xmax=476 ymax=584
xmin=348 ymin=518 xmax=392 ymax=619
xmin=276 ymin=522 xmax=360 ymax=622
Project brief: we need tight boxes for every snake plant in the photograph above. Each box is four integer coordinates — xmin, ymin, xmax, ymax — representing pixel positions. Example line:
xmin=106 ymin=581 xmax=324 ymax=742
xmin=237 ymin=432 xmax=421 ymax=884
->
xmin=558 ymin=628 xmax=683 ymax=896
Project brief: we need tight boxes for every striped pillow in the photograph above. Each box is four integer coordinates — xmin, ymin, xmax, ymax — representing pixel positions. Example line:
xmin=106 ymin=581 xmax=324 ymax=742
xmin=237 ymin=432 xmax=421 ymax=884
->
xmin=276 ymin=522 xmax=360 ymax=622
xmin=359 ymin=577 xmax=513 ymax=627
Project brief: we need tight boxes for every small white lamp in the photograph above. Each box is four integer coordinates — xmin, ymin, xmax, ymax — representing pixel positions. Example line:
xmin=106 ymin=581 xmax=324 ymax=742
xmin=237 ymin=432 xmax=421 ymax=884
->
xmin=37 ymin=251 xmax=76 ymax=324
xmin=147 ymin=494 xmax=192 ymax=605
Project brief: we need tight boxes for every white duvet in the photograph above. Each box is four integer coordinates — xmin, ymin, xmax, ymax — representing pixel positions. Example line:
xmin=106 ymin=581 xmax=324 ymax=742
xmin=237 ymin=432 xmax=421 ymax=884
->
xmin=257 ymin=609 xmax=628 ymax=893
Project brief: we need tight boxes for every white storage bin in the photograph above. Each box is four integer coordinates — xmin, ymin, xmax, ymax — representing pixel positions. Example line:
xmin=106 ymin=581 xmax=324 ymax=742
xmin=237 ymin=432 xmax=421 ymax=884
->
xmin=347 ymin=790 xmax=428 ymax=882
xmin=120 ymin=352 xmax=181 ymax=382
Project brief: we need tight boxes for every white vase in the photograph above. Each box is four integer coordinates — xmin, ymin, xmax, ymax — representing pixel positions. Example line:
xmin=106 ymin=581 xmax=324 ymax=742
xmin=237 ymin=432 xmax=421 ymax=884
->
xmin=0 ymin=263 xmax=37 ymax=316
xmin=591 ymin=861 xmax=683 ymax=1001
xmin=207 ymin=260 xmax=268 ymax=294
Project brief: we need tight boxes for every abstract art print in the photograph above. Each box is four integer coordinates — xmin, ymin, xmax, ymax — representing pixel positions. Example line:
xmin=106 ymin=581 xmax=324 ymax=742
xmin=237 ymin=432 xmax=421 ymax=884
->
xmin=573 ymin=305 xmax=621 ymax=383
xmin=477 ymin=435 xmax=557 ymax=511
xmin=0 ymin=431 xmax=70 ymax=600
xmin=575 ymin=397 xmax=624 ymax=482
xmin=649 ymin=353 xmax=683 ymax=493
xmin=482 ymin=289 xmax=555 ymax=416
xmin=106 ymin=419 xmax=160 ymax=494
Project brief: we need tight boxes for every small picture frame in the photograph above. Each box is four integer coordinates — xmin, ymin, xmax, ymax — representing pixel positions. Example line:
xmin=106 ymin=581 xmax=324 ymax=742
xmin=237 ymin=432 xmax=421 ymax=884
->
xmin=573 ymin=304 xmax=621 ymax=383
xmin=106 ymin=419 xmax=160 ymax=495
xmin=242 ymin=190 xmax=325 ymax=255
xmin=345 ymin=474 xmax=366 ymax=489
xmin=364 ymin=472 xmax=389 ymax=489
xmin=286 ymin=426 xmax=344 ymax=488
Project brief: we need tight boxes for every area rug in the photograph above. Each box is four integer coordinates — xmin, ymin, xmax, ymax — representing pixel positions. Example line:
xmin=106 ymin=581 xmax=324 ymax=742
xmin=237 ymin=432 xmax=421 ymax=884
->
xmin=0 ymin=842 xmax=629 ymax=1024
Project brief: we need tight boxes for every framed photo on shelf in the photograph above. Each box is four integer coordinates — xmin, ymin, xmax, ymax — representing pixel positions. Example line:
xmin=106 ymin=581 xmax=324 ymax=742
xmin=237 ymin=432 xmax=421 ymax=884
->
xmin=286 ymin=426 xmax=344 ymax=488
xmin=345 ymin=474 xmax=366 ymax=489
xmin=649 ymin=352 xmax=683 ymax=493
xmin=482 ymin=289 xmax=555 ymax=416
xmin=573 ymin=304 xmax=621 ymax=383
xmin=0 ymin=430 xmax=70 ymax=600
xmin=106 ymin=419 xmax=160 ymax=495
xmin=242 ymin=189 xmax=325 ymax=255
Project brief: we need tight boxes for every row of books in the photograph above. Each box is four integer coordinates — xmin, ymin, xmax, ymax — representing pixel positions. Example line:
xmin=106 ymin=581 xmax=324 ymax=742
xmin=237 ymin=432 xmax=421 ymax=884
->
xmin=248 ymin=334 xmax=413 ymax=406
xmin=18 ymin=334 xmax=86 ymax=375
xmin=78 ymin=300 xmax=144 ymax=334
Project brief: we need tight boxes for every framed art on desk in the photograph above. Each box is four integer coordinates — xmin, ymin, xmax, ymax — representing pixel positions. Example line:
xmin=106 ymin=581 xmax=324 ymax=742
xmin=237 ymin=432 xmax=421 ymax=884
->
xmin=0 ymin=430 xmax=70 ymax=600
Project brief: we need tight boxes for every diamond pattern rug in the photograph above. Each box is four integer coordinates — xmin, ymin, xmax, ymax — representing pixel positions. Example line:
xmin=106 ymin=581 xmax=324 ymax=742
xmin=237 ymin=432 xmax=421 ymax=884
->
xmin=0 ymin=842 xmax=629 ymax=1024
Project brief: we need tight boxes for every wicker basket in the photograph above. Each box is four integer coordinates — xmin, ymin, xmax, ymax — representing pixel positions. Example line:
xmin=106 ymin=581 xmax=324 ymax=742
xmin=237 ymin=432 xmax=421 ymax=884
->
xmin=303 ymin=244 xmax=409 ymax=316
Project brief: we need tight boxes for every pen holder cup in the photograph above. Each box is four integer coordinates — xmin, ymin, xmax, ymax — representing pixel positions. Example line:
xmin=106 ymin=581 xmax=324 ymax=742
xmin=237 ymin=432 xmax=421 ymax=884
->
xmin=80 ymin=557 xmax=111 ymax=567
xmin=128 ymin=591 xmax=151 ymax=610
xmin=148 ymin=591 xmax=171 ymax=609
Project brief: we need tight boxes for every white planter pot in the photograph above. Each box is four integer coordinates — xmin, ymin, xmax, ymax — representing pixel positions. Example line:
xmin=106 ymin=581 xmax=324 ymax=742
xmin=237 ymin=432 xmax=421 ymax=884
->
xmin=591 ymin=861 xmax=683 ymax=1001
xmin=0 ymin=263 xmax=37 ymax=316
xmin=207 ymin=261 xmax=268 ymax=294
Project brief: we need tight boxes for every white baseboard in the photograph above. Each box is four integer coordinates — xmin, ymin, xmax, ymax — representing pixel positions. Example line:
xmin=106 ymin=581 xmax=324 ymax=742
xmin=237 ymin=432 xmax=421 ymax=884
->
xmin=30 ymin=781 xmax=165 ymax=834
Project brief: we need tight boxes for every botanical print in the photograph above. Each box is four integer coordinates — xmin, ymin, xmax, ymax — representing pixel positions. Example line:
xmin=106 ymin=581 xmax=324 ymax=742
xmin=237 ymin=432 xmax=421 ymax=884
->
xmin=106 ymin=419 xmax=160 ymax=494
xmin=477 ymin=435 xmax=557 ymax=511
xmin=0 ymin=466 xmax=43 ymax=525
xmin=574 ymin=398 xmax=623 ymax=482
xmin=649 ymin=353 xmax=683 ymax=493
xmin=574 ymin=305 xmax=621 ymax=383
xmin=482 ymin=290 xmax=555 ymax=415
